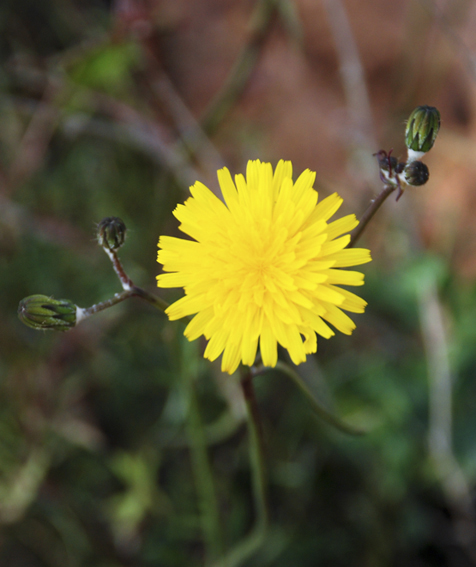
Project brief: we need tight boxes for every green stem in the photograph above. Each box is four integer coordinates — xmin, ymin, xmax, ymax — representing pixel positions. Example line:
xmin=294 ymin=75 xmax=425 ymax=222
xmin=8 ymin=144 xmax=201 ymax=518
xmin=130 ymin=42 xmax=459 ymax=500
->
xmin=211 ymin=369 xmax=268 ymax=567
xmin=130 ymin=286 xmax=169 ymax=313
xmin=275 ymin=361 xmax=366 ymax=436
xmin=183 ymin=341 xmax=223 ymax=563
xmin=241 ymin=370 xmax=268 ymax=532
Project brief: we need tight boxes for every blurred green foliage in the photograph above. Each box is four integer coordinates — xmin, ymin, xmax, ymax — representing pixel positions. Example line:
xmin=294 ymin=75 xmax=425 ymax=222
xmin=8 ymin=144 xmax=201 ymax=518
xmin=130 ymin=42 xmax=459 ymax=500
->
xmin=2 ymin=1 xmax=476 ymax=566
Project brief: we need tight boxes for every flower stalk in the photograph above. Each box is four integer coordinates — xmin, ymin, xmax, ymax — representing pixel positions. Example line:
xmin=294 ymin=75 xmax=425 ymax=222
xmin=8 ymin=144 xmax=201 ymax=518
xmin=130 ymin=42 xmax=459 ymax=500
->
xmin=348 ymin=183 xmax=396 ymax=248
xmin=75 ymin=285 xmax=170 ymax=323
xmin=212 ymin=368 xmax=268 ymax=567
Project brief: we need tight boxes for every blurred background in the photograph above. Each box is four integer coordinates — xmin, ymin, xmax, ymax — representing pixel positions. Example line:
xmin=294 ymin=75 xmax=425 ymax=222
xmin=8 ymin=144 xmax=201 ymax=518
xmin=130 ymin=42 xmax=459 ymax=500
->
xmin=2 ymin=0 xmax=476 ymax=565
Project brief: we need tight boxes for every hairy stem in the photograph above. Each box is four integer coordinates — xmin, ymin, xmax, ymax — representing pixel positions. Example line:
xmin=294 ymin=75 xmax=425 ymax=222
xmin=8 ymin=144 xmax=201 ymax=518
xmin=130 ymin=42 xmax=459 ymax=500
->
xmin=77 ymin=290 xmax=135 ymax=321
xmin=103 ymin=247 xmax=134 ymax=290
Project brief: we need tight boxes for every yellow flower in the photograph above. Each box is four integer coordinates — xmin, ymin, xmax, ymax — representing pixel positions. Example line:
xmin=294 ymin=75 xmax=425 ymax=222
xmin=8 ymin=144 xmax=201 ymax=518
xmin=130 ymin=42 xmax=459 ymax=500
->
xmin=157 ymin=160 xmax=371 ymax=374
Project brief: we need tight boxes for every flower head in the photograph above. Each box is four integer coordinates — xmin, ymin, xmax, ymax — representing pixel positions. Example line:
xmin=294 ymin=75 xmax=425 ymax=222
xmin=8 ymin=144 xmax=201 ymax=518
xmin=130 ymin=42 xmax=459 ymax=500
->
xmin=157 ymin=160 xmax=371 ymax=374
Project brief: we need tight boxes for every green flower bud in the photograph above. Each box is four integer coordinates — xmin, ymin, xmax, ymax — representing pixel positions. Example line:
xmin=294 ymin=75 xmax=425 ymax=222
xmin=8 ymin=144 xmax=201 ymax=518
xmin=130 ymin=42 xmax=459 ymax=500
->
xmin=404 ymin=160 xmax=429 ymax=186
xmin=18 ymin=295 xmax=77 ymax=331
xmin=405 ymin=105 xmax=441 ymax=154
xmin=97 ymin=217 xmax=127 ymax=251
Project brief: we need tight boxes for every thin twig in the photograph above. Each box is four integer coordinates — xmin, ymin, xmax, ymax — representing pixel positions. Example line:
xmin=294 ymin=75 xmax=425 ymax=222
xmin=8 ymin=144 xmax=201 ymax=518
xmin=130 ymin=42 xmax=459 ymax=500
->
xmin=76 ymin=286 xmax=169 ymax=323
xmin=200 ymin=0 xmax=280 ymax=136
xmin=103 ymin=248 xmax=134 ymax=290
xmin=274 ymin=361 xmax=366 ymax=436
xmin=77 ymin=290 xmax=135 ymax=322
xmin=348 ymin=184 xmax=396 ymax=248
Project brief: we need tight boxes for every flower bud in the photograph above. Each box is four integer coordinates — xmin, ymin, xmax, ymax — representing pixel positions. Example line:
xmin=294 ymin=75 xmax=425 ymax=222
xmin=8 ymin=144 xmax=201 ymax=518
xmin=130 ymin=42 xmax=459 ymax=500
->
xmin=377 ymin=152 xmax=398 ymax=173
xmin=18 ymin=295 xmax=77 ymax=331
xmin=404 ymin=160 xmax=429 ymax=186
xmin=405 ymin=105 xmax=440 ymax=155
xmin=97 ymin=217 xmax=127 ymax=251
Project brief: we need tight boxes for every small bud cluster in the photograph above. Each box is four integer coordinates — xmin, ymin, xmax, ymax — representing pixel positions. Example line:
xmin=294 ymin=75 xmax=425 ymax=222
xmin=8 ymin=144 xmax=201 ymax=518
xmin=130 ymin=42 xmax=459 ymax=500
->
xmin=18 ymin=217 xmax=132 ymax=333
xmin=376 ymin=105 xmax=440 ymax=200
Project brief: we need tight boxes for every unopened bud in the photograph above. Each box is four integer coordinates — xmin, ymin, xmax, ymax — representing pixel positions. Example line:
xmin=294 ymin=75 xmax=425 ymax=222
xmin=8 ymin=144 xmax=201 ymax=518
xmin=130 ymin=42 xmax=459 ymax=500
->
xmin=376 ymin=151 xmax=398 ymax=173
xmin=97 ymin=217 xmax=126 ymax=251
xmin=18 ymin=295 xmax=77 ymax=331
xmin=404 ymin=161 xmax=429 ymax=186
xmin=405 ymin=105 xmax=440 ymax=157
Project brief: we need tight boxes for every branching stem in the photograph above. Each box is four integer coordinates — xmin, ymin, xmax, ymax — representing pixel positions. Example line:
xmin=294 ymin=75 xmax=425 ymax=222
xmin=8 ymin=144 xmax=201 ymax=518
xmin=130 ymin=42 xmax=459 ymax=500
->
xmin=76 ymin=246 xmax=169 ymax=324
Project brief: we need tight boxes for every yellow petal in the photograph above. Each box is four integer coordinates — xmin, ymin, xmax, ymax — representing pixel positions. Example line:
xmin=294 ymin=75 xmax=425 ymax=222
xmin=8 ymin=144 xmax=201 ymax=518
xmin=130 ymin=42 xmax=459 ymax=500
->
xmin=157 ymin=160 xmax=371 ymax=374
